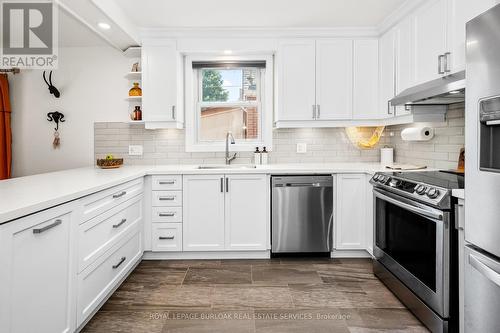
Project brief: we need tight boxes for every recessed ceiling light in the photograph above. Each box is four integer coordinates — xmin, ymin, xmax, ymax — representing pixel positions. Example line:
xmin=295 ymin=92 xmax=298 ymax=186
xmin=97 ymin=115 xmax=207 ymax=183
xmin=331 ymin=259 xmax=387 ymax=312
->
xmin=449 ymin=90 xmax=461 ymax=94
xmin=98 ymin=22 xmax=111 ymax=30
xmin=223 ymin=50 xmax=233 ymax=55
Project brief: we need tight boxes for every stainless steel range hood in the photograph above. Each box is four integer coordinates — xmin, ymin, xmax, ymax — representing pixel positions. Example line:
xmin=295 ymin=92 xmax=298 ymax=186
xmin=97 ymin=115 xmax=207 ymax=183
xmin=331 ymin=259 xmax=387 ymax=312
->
xmin=390 ymin=70 xmax=465 ymax=106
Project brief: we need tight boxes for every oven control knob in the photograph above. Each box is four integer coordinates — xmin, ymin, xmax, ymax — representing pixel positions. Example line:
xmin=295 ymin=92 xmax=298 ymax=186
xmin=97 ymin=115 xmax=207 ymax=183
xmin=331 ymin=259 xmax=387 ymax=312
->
xmin=427 ymin=188 xmax=440 ymax=199
xmin=415 ymin=185 xmax=427 ymax=195
xmin=378 ymin=175 xmax=386 ymax=182
xmin=373 ymin=175 xmax=380 ymax=181
xmin=390 ymin=179 xmax=402 ymax=187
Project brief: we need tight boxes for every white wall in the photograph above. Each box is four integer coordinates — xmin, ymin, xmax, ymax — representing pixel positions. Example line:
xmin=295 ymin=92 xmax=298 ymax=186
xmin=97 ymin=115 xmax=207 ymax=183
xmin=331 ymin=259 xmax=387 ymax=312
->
xmin=10 ymin=46 xmax=131 ymax=177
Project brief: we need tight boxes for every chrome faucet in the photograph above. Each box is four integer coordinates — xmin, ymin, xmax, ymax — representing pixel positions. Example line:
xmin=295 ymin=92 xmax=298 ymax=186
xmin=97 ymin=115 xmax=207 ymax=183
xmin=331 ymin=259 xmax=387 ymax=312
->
xmin=225 ymin=132 xmax=237 ymax=165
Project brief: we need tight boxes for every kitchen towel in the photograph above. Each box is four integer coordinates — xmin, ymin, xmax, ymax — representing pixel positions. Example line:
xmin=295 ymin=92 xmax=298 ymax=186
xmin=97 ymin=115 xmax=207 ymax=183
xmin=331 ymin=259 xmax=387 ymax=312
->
xmin=0 ymin=74 xmax=12 ymax=180
xmin=401 ymin=127 xmax=434 ymax=141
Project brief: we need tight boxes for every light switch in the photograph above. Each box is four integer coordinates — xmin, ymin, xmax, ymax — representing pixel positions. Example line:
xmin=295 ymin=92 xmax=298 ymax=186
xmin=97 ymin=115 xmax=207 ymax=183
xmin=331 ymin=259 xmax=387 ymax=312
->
xmin=129 ymin=145 xmax=143 ymax=156
xmin=297 ymin=143 xmax=307 ymax=153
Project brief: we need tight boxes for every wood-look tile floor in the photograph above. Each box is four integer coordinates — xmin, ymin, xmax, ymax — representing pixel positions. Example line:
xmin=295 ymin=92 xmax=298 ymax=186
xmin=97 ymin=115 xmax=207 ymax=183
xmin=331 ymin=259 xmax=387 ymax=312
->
xmin=82 ymin=258 xmax=429 ymax=333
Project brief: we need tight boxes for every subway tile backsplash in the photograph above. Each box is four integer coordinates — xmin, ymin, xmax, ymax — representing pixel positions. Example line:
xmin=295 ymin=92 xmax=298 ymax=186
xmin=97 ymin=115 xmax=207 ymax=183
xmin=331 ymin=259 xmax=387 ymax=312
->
xmin=386 ymin=103 xmax=465 ymax=170
xmin=94 ymin=103 xmax=464 ymax=168
xmin=94 ymin=124 xmax=388 ymax=165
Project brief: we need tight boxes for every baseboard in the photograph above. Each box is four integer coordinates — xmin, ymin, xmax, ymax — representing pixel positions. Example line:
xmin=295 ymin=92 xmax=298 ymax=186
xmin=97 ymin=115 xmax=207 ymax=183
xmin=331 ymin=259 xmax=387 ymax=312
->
xmin=142 ymin=250 xmax=271 ymax=260
xmin=330 ymin=249 xmax=373 ymax=258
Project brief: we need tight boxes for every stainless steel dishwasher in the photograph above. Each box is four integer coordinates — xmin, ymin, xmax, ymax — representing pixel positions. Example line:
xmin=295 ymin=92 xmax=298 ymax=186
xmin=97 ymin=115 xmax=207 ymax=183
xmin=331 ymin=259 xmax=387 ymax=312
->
xmin=271 ymin=175 xmax=333 ymax=253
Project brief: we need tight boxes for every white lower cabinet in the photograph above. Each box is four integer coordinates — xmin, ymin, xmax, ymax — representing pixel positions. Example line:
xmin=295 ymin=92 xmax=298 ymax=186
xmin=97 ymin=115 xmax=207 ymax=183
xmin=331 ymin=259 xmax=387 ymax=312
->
xmin=183 ymin=174 xmax=269 ymax=252
xmin=77 ymin=231 xmax=142 ymax=326
xmin=152 ymin=223 xmax=182 ymax=251
xmin=335 ymin=174 xmax=367 ymax=250
xmin=0 ymin=203 xmax=76 ymax=333
xmin=225 ymin=174 xmax=268 ymax=250
xmin=183 ymin=175 xmax=225 ymax=251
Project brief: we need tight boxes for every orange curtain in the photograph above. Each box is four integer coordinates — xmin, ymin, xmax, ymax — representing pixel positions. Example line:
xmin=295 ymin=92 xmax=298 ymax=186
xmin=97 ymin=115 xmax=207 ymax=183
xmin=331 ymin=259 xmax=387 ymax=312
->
xmin=0 ymin=74 xmax=12 ymax=180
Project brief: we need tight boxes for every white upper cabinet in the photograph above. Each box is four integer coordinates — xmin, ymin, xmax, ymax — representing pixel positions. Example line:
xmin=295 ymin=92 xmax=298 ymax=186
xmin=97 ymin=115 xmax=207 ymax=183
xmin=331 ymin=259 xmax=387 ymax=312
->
xmin=142 ymin=41 xmax=183 ymax=128
xmin=394 ymin=17 xmax=413 ymax=117
xmin=353 ymin=39 xmax=379 ymax=119
xmin=379 ymin=30 xmax=396 ymax=118
xmin=412 ymin=0 xmax=448 ymax=85
xmin=316 ymin=39 xmax=353 ymax=120
xmin=448 ymin=0 xmax=499 ymax=73
xmin=277 ymin=40 xmax=316 ymax=121
xmin=277 ymin=38 xmax=380 ymax=125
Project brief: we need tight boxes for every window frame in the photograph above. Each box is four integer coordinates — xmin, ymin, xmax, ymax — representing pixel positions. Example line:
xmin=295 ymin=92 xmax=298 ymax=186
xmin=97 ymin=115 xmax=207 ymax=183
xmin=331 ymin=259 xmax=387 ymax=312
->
xmin=185 ymin=54 xmax=273 ymax=153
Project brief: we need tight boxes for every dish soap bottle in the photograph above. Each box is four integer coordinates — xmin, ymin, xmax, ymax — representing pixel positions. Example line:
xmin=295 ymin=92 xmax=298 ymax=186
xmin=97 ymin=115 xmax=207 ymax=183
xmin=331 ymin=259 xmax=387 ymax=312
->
xmin=254 ymin=147 xmax=261 ymax=165
xmin=261 ymin=147 xmax=268 ymax=165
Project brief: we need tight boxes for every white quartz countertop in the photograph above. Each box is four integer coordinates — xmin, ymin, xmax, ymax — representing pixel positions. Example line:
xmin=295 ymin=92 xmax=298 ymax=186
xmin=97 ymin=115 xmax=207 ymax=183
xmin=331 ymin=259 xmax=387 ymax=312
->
xmin=0 ymin=163 xmax=428 ymax=223
xmin=452 ymin=189 xmax=465 ymax=200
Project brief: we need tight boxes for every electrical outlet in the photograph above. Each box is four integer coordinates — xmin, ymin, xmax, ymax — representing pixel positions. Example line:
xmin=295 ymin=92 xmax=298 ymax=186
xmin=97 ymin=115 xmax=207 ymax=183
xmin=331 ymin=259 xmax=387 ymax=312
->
xmin=129 ymin=145 xmax=143 ymax=156
xmin=297 ymin=143 xmax=307 ymax=154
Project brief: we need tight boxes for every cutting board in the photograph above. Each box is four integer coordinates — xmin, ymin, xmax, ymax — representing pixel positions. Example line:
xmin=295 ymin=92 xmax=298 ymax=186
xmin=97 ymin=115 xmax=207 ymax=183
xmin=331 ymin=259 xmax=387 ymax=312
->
xmin=385 ymin=164 xmax=428 ymax=171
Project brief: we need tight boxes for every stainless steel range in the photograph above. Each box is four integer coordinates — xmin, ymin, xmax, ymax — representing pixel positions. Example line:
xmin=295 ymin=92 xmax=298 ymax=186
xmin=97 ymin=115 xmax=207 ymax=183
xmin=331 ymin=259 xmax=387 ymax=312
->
xmin=370 ymin=171 xmax=464 ymax=333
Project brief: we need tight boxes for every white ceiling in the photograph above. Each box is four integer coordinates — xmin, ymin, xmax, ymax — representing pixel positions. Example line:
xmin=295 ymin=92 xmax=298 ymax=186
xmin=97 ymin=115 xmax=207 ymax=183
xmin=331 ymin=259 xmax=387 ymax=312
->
xmin=111 ymin=0 xmax=407 ymax=28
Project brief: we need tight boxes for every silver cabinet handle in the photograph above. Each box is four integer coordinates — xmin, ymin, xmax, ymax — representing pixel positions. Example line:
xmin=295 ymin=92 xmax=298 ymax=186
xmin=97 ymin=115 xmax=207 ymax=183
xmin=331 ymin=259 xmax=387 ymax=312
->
xmin=172 ymin=105 xmax=176 ymax=120
xmin=387 ymin=101 xmax=393 ymax=115
xmin=316 ymin=105 xmax=320 ymax=119
xmin=159 ymin=212 xmax=175 ymax=217
xmin=312 ymin=105 xmax=316 ymax=119
xmin=112 ymin=256 xmax=126 ymax=269
xmin=226 ymin=177 xmax=229 ymax=192
xmin=159 ymin=236 xmax=175 ymax=240
xmin=220 ymin=177 xmax=224 ymax=192
xmin=159 ymin=181 xmax=175 ymax=185
xmin=113 ymin=218 xmax=127 ymax=228
xmin=469 ymin=254 xmax=500 ymax=288
xmin=444 ymin=52 xmax=451 ymax=73
xmin=113 ymin=191 xmax=126 ymax=199
xmin=159 ymin=196 xmax=175 ymax=201
xmin=438 ymin=54 xmax=445 ymax=74
xmin=33 ymin=219 xmax=62 ymax=234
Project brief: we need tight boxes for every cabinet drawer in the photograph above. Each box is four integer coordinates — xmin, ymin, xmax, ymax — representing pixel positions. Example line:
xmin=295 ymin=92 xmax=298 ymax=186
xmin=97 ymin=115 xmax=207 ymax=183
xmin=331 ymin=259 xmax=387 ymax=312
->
xmin=152 ymin=223 xmax=182 ymax=252
xmin=77 ymin=231 xmax=142 ymax=326
xmin=80 ymin=178 xmax=144 ymax=223
xmin=152 ymin=175 xmax=182 ymax=191
xmin=152 ymin=206 xmax=182 ymax=223
xmin=152 ymin=190 xmax=182 ymax=206
xmin=78 ymin=195 xmax=142 ymax=272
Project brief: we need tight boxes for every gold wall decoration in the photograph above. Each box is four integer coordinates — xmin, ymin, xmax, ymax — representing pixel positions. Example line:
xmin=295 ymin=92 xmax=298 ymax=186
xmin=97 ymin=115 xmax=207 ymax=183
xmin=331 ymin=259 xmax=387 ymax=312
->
xmin=345 ymin=126 xmax=385 ymax=149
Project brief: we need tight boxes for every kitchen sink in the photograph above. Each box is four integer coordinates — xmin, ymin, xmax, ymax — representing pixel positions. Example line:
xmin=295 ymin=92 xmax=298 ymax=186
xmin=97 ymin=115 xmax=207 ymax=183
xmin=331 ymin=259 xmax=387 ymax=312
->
xmin=197 ymin=164 xmax=257 ymax=169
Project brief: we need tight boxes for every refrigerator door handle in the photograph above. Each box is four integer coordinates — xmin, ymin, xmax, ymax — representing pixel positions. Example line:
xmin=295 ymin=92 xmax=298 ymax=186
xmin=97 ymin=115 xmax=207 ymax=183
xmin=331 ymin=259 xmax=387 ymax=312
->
xmin=469 ymin=253 xmax=500 ymax=288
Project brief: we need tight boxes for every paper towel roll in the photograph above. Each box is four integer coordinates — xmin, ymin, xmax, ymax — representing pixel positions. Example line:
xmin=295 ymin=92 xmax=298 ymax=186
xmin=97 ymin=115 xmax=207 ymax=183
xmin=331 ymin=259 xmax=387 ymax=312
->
xmin=401 ymin=127 xmax=434 ymax=141
xmin=381 ymin=148 xmax=394 ymax=165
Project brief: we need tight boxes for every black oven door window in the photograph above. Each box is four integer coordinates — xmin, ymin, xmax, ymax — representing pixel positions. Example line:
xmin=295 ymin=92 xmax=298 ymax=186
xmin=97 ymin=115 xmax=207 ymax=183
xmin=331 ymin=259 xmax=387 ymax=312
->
xmin=376 ymin=198 xmax=437 ymax=291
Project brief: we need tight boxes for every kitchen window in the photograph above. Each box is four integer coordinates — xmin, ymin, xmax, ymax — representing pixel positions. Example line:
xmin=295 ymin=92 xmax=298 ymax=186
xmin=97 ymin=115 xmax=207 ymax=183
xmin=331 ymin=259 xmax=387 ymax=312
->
xmin=185 ymin=56 xmax=273 ymax=152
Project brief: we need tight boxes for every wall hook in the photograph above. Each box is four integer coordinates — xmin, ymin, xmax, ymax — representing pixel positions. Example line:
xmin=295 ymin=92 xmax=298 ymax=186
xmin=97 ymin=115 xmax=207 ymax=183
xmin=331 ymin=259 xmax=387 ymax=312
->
xmin=43 ymin=70 xmax=61 ymax=98
xmin=47 ymin=111 xmax=65 ymax=131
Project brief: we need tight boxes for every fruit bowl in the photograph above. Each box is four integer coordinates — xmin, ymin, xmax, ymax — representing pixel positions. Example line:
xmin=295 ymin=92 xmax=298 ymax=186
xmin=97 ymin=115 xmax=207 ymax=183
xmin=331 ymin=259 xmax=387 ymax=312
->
xmin=96 ymin=158 xmax=123 ymax=169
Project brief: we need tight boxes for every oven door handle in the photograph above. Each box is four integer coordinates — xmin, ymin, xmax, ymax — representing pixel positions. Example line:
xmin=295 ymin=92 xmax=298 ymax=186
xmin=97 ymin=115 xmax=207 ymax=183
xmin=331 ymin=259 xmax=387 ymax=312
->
xmin=374 ymin=189 xmax=443 ymax=221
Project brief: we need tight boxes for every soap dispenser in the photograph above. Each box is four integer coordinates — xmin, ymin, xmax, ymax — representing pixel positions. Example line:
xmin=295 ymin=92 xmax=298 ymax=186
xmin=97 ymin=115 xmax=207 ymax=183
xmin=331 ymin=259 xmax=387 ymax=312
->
xmin=261 ymin=147 xmax=268 ymax=165
xmin=254 ymin=147 xmax=261 ymax=165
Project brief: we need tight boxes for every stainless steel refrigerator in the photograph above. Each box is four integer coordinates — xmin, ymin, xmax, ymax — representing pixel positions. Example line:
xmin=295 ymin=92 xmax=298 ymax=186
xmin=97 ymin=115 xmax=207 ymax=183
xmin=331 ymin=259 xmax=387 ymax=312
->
xmin=465 ymin=4 xmax=500 ymax=332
